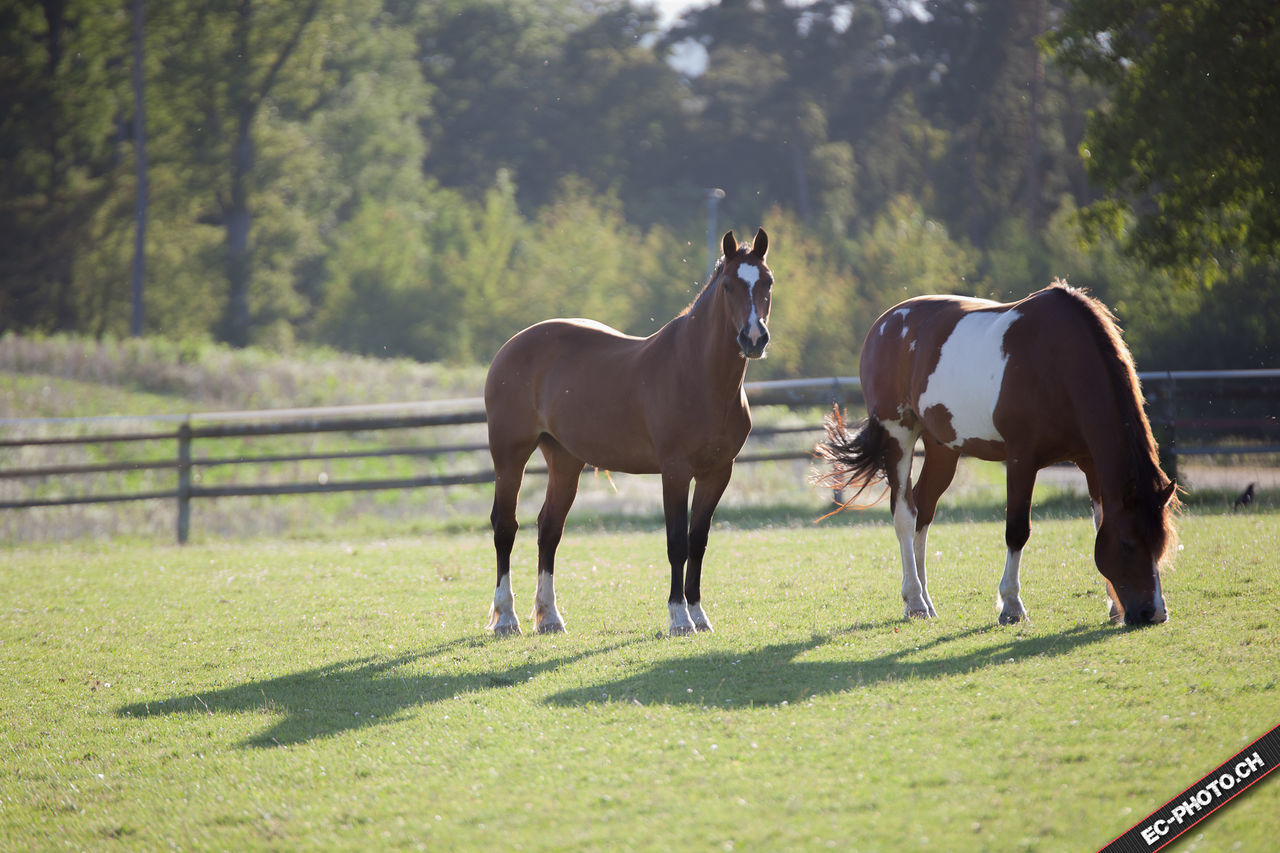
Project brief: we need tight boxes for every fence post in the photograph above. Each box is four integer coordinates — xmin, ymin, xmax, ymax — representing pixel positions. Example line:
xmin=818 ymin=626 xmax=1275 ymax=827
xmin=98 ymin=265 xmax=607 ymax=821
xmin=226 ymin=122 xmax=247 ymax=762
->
xmin=176 ymin=420 xmax=191 ymax=544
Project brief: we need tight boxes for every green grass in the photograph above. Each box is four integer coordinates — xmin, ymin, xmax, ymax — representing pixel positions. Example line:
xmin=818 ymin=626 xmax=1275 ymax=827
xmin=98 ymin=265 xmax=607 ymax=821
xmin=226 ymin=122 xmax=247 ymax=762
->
xmin=3 ymin=515 xmax=1278 ymax=851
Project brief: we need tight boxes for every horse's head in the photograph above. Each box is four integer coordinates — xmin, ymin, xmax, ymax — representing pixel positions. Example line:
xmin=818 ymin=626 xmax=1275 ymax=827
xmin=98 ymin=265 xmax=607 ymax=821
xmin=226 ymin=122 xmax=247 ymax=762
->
xmin=1094 ymin=480 xmax=1178 ymax=626
xmin=718 ymin=228 xmax=773 ymax=359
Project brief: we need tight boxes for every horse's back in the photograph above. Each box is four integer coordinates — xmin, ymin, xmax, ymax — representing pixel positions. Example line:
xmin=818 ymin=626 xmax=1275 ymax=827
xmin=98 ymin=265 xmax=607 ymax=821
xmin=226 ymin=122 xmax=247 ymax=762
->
xmin=861 ymin=294 xmax=1023 ymax=456
xmin=859 ymin=286 xmax=1100 ymax=459
xmin=486 ymin=318 xmax=642 ymax=399
xmin=860 ymin=295 xmax=1003 ymax=398
xmin=485 ymin=318 xmax=664 ymax=470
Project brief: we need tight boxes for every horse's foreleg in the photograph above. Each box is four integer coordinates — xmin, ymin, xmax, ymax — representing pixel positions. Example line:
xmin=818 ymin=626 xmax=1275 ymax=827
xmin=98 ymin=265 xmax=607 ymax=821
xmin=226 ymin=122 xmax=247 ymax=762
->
xmin=883 ymin=422 xmax=928 ymax=619
xmin=532 ymin=439 xmax=583 ymax=634
xmin=998 ymin=459 xmax=1038 ymax=625
xmin=912 ymin=439 xmax=960 ymax=619
xmin=1078 ymin=458 xmax=1121 ymax=622
xmin=686 ymin=464 xmax=734 ymax=633
xmin=661 ymin=469 xmax=695 ymax=635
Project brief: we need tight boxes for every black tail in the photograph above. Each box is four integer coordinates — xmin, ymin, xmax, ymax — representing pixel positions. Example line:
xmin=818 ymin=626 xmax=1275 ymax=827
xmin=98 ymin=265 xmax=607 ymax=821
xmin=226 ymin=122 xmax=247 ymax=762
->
xmin=812 ymin=405 xmax=891 ymax=516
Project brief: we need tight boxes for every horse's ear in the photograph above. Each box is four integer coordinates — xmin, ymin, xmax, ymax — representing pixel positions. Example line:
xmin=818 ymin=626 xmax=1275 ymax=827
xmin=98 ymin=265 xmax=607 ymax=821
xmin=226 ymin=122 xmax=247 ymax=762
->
xmin=751 ymin=227 xmax=768 ymax=259
xmin=722 ymin=230 xmax=738 ymax=259
xmin=1159 ymin=480 xmax=1178 ymax=507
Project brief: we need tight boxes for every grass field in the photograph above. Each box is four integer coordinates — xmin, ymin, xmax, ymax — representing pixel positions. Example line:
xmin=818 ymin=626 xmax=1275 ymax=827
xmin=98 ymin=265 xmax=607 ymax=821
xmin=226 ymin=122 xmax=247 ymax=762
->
xmin=3 ymin=512 xmax=1278 ymax=851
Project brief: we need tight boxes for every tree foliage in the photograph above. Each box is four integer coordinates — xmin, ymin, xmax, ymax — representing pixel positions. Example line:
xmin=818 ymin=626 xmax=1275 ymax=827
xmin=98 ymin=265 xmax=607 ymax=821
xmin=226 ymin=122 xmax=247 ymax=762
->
xmin=1 ymin=0 xmax=1275 ymax=375
xmin=1047 ymin=0 xmax=1280 ymax=275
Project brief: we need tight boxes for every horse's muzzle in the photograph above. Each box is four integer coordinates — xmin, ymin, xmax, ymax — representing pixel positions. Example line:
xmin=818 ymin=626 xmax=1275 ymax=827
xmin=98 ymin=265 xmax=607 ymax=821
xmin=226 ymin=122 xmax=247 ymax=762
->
xmin=1122 ymin=602 xmax=1169 ymax=626
xmin=738 ymin=323 xmax=770 ymax=359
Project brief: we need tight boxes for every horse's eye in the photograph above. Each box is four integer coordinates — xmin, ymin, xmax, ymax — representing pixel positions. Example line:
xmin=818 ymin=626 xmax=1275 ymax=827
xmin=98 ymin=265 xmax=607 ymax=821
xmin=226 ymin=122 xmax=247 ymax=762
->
xmin=1119 ymin=538 xmax=1136 ymax=557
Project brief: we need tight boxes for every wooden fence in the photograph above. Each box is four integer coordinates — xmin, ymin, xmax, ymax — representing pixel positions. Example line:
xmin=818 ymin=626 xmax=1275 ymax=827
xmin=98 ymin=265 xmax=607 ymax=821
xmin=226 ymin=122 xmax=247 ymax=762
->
xmin=2 ymin=372 xmax=1277 ymax=543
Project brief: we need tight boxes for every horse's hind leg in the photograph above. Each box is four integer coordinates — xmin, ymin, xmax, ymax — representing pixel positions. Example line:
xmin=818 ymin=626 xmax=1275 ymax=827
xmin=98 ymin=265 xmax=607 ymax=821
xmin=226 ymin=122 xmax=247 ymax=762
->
xmin=997 ymin=457 xmax=1038 ymax=625
xmin=487 ymin=436 xmax=537 ymax=636
xmin=882 ymin=420 xmax=929 ymax=618
xmin=531 ymin=437 xmax=584 ymax=634
xmin=911 ymin=437 xmax=960 ymax=619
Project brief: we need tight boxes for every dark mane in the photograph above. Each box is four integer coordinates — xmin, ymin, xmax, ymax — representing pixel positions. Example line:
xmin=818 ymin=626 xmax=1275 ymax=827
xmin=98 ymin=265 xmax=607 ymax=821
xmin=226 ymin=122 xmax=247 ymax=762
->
xmin=680 ymin=256 xmax=732 ymax=318
xmin=1047 ymin=280 xmax=1180 ymax=563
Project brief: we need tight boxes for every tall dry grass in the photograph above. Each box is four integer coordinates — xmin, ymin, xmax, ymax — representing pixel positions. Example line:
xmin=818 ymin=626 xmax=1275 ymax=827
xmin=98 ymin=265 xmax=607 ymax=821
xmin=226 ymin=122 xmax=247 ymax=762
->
xmin=0 ymin=333 xmax=486 ymax=417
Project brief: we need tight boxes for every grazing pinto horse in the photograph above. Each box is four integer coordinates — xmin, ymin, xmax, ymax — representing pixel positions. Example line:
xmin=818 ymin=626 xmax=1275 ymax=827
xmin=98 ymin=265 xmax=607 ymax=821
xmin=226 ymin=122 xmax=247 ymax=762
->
xmin=484 ymin=229 xmax=773 ymax=635
xmin=816 ymin=282 xmax=1178 ymax=626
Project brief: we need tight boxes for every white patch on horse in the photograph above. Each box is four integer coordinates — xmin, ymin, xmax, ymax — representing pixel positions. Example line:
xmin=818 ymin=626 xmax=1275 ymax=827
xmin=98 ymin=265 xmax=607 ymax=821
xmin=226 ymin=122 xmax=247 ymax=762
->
xmin=737 ymin=263 xmax=764 ymax=345
xmin=878 ymin=307 xmax=911 ymax=337
xmin=532 ymin=571 xmax=565 ymax=633
xmin=918 ymin=310 xmax=1021 ymax=448
xmin=487 ymin=574 xmax=520 ymax=635
xmin=687 ymin=601 xmax=713 ymax=632
xmin=997 ymin=548 xmax=1027 ymax=624
xmin=882 ymin=419 xmax=931 ymax=618
xmin=1152 ymin=565 xmax=1168 ymax=622
xmin=669 ymin=601 xmax=696 ymax=636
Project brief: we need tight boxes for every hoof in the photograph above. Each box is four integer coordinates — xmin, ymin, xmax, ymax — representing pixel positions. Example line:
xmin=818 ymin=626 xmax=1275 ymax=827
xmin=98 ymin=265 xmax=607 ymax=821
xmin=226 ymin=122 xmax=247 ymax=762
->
xmin=997 ymin=595 xmax=1027 ymax=626
xmin=688 ymin=603 xmax=714 ymax=633
xmin=904 ymin=608 xmax=932 ymax=620
xmin=535 ymin=621 xmax=566 ymax=635
xmin=488 ymin=623 xmax=521 ymax=637
xmin=668 ymin=602 xmax=697 ymax=636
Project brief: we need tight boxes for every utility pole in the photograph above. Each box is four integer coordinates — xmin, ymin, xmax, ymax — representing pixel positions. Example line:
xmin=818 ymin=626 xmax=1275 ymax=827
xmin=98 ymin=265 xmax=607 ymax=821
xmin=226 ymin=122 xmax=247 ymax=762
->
xmin=705 ymin=188 xmax=725 ymax=278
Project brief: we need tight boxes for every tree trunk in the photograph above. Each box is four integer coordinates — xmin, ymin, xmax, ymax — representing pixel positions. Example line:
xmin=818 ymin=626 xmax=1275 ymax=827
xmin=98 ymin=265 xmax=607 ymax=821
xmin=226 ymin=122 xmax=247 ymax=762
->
xmin=216 ymin=0 xmax=323 ymax=348
xmin=130 ymin=0 xmax=147 ymax=337
xmin=221 ymin=110 xmax=253 ymax=347
xmin=220 ymin=0 xmax=255 ymax=347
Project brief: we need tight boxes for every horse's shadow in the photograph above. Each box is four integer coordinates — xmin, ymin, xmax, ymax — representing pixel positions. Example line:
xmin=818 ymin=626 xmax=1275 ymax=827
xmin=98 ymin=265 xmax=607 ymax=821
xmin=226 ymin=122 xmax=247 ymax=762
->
xmin=544 ymin=620 xmax=1116 ymax=708
xmin=115 ymin=636 xmax=641 ymax=749
xmin=117 ymin=622 xmax=1114 ymax=747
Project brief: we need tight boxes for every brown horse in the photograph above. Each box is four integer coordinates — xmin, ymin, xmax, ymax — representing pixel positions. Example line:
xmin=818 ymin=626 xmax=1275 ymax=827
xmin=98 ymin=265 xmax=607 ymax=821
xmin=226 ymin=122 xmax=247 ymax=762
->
xmin=816 ymin=282 xmax=1178 ymax=626
xmin=484 ymin=228 xmax=773 ymax=635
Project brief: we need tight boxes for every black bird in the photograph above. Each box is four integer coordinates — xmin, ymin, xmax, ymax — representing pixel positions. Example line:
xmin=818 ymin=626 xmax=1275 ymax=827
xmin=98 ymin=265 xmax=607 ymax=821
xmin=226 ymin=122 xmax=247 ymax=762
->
xmin=1233 ymin=483 xmax=1255 ymax=512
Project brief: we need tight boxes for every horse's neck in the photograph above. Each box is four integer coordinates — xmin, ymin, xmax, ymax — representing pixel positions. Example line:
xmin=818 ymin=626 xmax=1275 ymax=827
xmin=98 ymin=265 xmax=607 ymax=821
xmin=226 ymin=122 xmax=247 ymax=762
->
xmin=664 ymin=294 xmax=746 ymax=394
xmin=1070 ymin=355 xmax=1145 ymax=501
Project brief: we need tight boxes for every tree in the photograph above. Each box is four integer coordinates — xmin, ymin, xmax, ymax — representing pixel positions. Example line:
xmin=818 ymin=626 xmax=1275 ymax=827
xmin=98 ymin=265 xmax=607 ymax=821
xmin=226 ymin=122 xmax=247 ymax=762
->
xmin=147 ymin=0 xmax=338 ymax=347
xmin=853 ymin=194 xmax=979 ymax=317
xmin=130 ymin=0 xmax=148 ymax=337
xmin=0 ymin=0 xmax=131 ymax=336
xmin=1047 ymin=0 xmax=1280 ymax=275
xmin=418 ymin=0 xmax=688 ymax=216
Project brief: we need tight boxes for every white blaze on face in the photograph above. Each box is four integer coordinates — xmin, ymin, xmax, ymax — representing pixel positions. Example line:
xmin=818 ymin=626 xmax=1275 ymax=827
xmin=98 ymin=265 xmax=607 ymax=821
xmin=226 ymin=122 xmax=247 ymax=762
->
xmin=1152 ymin=564 xmax=1167 ymax=621
xmin=917 ymin=309 xmax=1021 ymax=448
xmin=737 ymin=262 xmax=763 ymax=344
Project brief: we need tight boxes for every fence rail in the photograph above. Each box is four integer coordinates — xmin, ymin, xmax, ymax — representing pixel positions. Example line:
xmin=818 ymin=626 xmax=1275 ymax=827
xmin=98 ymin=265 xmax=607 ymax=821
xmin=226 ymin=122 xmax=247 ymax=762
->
xmin=2 ymin=372 xmax=1276 ymax=543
